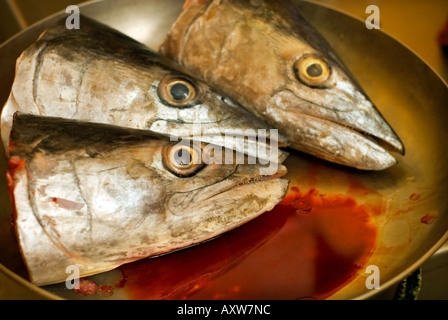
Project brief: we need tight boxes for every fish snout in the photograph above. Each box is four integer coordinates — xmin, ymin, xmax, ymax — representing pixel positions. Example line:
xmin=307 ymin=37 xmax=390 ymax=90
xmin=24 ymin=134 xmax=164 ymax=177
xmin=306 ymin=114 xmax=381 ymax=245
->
xmin=268 ymin=80 xmax=404 ymax=170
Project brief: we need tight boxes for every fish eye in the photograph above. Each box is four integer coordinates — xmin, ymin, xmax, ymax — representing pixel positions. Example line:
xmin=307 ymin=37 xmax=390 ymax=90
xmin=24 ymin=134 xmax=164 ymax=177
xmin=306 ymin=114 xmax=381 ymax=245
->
xmin=170 ymin=83 xmax=190 ymax=101
xmin=158 ymin=75 xmax=197 ymax=107
xmin=293 ymin=55 xmax=331 ymax=87
xmin=163 ymin=143 xmax=204 ymax=177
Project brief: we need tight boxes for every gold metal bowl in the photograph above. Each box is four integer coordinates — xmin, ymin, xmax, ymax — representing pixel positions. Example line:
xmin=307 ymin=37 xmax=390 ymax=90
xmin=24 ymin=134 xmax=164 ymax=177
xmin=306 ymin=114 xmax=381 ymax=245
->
xmin=0 ymin=0 xmax=447 ymax=299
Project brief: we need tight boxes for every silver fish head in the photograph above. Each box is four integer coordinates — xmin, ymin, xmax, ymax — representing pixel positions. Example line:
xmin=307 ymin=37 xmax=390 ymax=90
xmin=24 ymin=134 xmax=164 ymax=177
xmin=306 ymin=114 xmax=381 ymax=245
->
xmin=0 ymin=15 xmax=287 ymax=163
xmin=160 ymin=0 xmax=404 ymax=170
xmin=8 ymin=113 xmax=288 ymax=285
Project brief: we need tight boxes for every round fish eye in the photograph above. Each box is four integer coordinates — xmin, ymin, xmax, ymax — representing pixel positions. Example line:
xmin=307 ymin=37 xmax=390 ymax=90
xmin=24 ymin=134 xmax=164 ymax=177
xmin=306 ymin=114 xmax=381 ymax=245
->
xmin=162 ymin=143 xmax=204 ymax=177
xmin=293 ymin=55 xmax=331 ymax=87
xmin=170 ymin=82 xmax=191 ymax=101
xmin=158 ymin=75 xmax=198 ymax=107
xmin=306 ymin=63 xmax=323 ymax=77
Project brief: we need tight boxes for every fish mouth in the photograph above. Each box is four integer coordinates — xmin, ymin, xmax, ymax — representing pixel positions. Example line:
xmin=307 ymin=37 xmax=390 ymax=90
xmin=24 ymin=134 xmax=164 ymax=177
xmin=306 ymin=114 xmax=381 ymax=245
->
xmin=166 ymin=164 xmax=289 ymax=242
xmin=220 ymin=164 xmax=288 ymax=194
xmin=196 ymin=163 xmax=288 ymax=202
xmin=269 ymin=87 xmax=404 ymax=170
xmin=273 ymin=107 xmax=403 ymax=171
xmin=306 ymin=111 xmax=404 ymax=154
xmin=168 ymin=163 xmax=289 ymax=215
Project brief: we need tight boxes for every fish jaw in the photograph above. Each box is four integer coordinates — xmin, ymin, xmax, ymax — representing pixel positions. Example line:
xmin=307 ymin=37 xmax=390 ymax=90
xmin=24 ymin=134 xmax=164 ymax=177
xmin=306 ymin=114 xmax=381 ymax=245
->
xmin=269 ymin=84 xmax=404 ymax=171
xmin=267 ymin=107 xmax=397 ymax=170
xmin=167 ymin=164 xmax=289 ymax=239
xmin=160 ymin=0 xmax=404 ymax=170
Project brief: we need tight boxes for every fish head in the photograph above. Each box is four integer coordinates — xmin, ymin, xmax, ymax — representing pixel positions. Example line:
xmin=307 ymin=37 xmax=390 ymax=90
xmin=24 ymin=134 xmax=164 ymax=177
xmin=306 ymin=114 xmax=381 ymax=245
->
xmin=0 ymin=14 xmax=288 ymax=163
xmin=161 ymin=0 xmax=404 ymax=170
xmin=8 ymin=113 xmax=288 ymax=284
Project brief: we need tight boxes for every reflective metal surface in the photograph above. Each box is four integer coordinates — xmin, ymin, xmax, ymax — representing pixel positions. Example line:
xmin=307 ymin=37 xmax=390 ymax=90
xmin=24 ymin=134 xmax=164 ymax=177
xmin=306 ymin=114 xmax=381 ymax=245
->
xmin=0 ymin=0 xmax=447 ymax=299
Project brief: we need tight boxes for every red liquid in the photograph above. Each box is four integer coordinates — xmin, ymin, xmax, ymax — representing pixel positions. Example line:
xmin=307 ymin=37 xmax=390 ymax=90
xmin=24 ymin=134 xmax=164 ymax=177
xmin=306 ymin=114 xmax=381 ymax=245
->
xmin=118 ymin=187 xmax=378 ymax=300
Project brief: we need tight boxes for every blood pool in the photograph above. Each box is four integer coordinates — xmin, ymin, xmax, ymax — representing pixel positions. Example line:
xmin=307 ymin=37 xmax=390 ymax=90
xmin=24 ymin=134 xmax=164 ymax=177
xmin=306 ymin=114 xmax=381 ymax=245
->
xmin=119 ymin=186 xmax=378 ymax=300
